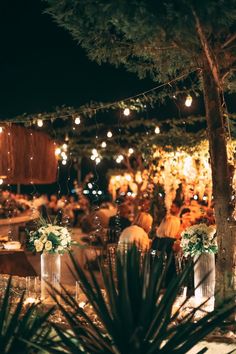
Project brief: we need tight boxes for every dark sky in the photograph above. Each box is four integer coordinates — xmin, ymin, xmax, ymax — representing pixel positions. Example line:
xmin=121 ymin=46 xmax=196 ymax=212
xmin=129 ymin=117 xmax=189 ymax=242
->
xmin=0 ymin=0 xmax=154 ymax=119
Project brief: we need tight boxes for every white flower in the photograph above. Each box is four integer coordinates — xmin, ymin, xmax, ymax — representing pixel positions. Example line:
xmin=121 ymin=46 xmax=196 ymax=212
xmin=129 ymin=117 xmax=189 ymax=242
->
xmin=45 ymin=240 xmax=53 ymax=251
xmin=61 ymin=239 xmax=68 ymax=246
xmin=39 ymin=235 xmax=47 ymax=243
xmin=35 ymin=241 xmax=44 ymax=252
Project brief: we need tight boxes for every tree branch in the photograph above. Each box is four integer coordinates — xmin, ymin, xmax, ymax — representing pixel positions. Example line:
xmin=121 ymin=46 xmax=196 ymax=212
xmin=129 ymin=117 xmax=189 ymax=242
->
xmin=221 ymin=33 xmax=236 ymax=49
xmin=192 ymin=8 xmax=221 ymax=86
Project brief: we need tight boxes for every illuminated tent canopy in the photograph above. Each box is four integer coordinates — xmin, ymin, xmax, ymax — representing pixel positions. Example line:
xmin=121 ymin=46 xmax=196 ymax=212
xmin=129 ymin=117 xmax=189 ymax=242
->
xmin=0 ymin=125 xmax=57 ymax=184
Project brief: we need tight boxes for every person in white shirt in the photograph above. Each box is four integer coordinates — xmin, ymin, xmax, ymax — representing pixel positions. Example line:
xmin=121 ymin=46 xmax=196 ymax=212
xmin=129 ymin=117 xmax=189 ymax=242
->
xmin=118 ymin=212 xmax=153 ymax=252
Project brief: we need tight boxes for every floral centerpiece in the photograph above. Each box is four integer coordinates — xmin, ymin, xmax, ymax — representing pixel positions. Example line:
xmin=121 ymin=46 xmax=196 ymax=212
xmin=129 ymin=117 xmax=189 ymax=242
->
xmin=26 ymin=218 xmax=71 ymax=302
xmin=27 ymin=221 xmax=71 ymax=254
xmin=181 ymin=223 xmax=217 ymax=257
xmin=181 ymin=223 xmax=217 ymax=305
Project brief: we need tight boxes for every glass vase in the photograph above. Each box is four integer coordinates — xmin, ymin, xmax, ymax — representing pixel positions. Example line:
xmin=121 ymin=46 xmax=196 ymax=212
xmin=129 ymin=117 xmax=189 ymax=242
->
xmin=41 ymin=253 xmax=61 ymax=303
xmin=194 ymin=253 xmax=215 ymax=311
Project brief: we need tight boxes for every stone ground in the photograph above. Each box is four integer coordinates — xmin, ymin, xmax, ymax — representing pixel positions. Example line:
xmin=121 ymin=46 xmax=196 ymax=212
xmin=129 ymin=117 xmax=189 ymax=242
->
xmin=188 ymin=341 xmax=236 ymax=353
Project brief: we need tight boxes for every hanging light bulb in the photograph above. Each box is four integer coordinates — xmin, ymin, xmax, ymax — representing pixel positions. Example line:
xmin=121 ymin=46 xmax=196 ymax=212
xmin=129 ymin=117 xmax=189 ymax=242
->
xmin=92 ymin=149 xmax=98 ymax=156
xmin=185 ymin=95 xmax=193 ymax=107
xmin=0 ymin=127 xmax=3 ymax=133
xmin=62 ymin=160 xmax=67 ymax=165
xmin=62 ymin=143 xmax=68 ymax=150
xmin=37 ymin=119 xmax=43 ymax=127
xmin=91 ymin=155 xmax=96 ymax=160
xmin=95 ymin=157 xmax=101 ymax=164
xmin=123 ymin=108 xmax=130 ymax=116
xmin=155 ymin=126 xmax=160 ymax=134
xmin=101 ymin=141 xmax=107 ymax=148
xmin=107 ymin=131 xmax=112 ymax=138
xmin=128 ymin=148 xmax=134 ymax=155
xmin=118 ymin=154 xmax=124 ymax=161
xmin=55 ymin=148 xmax=61 ymax=156
xmin=74 ymin=116 xmax=81 ymax=125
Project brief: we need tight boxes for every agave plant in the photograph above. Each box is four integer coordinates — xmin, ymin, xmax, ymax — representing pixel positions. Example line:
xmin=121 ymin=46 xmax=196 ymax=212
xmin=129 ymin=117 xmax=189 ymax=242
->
xmin=44 ymin=246 xmax=235 ymax=354
xmin=0 ymin=278 xmax=55 ymax=354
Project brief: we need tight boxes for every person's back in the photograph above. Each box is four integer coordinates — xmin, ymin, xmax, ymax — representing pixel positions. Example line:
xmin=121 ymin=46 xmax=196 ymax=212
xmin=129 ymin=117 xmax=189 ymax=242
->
xmin=118 ymin=225 xmax=150 ymax=251
xmin=118 ymin=211 xmax=153 ymax=252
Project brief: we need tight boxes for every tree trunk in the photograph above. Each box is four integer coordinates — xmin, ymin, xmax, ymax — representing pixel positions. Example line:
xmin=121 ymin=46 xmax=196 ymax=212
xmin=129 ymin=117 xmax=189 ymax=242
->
xmin=202 ymin=64 xmax=236 ymax=302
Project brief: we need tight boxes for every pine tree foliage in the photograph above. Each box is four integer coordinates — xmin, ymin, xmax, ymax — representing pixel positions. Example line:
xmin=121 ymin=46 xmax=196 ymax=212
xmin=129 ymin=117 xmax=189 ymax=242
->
xmin=45 ymin=0 xmax=236 ymax=89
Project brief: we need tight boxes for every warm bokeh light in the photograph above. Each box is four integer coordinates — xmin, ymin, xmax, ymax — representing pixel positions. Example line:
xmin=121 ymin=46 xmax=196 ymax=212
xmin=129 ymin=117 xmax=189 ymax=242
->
xmin=185 ymin=95 xmax=193 ymax=107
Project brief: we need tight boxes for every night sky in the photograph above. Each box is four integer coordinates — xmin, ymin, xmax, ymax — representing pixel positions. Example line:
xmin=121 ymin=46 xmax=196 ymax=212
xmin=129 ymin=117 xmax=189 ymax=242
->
xmin=0 ymin=0 xmax=154 ymax=119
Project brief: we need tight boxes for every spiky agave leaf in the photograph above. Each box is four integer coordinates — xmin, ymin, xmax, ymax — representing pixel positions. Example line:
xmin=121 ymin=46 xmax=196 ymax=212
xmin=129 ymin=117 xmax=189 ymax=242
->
xmin=0 ymin=277 xmax=55 ymax=354
xmin=46 ymin=246 xmax=235 ymax=353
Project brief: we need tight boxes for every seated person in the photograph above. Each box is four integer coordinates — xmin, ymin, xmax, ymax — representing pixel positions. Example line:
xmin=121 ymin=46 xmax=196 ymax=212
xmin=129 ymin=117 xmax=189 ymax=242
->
xmin=118 ymin=212 xmax=153 ymax=252
xmin=108 ymin=203 xmax=132 ymax=243
xmin=151 ymin=202 xmax=181 ymax=285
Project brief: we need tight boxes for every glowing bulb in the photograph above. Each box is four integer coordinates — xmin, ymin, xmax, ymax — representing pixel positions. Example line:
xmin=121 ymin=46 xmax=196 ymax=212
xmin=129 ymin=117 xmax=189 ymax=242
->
xmin=62 ymin=143 xmax=68 ymax=150
xmin=61 ymin=152 xmax=67 ymax=159
xmin=193 ymin=195 xmax=198 ymax=200
xmin=62 ymin=160 xmax=67 ymax=165
xmin=128 ymin=148 xmax=134 ymax=155
xmin=92 ymin=190 xmax=97 ymax=195
xmin=37 ymin=119 xmax=43 ymax=127
xmin=55 ymin=148 xmax=61 ymax=156
xmin=118 ymin=154 xmax=124 ymax=161
xmin=98 ymin=190 xmax=102 ymax=195
xmin=0 ymin=127 xmax=3 ymax=133
xmin=83 ymin=190 xmax=89 ymax=194
xmin=125 ymin=175 xmax=131 ymax=181
xmin=88 ymin=183 xmax=93 ymax=189
xmin=0 ymin=178 xmax=3 ymax=185
xmin=123 ymin=108 xmax=130 ymax=116
xmin=115 ymin=176 xmax=121 ymax=181
xmin=155 ymin=126 xmax=160 ymax=134
xmin=101 ymin=141 xmax=107 ymax=148
xmin=74 ymin=116 xmax=81 ymax=125
xmin=107 ymin=131 xmax=112 ymax=138
xmin=91 ymin=155 xmax=96 ymax=160
xmin=203 ymin=195 xmax=207 ymax=201
xmin=185 ymin=95 xmax=192 ymax=107
xmin=116 ymin=157 xmax=121 ymax=164
xmin=92 ymin=149 xmax=98 ymax=156
xmin=95 ymin=157 xmax=101 ymax=164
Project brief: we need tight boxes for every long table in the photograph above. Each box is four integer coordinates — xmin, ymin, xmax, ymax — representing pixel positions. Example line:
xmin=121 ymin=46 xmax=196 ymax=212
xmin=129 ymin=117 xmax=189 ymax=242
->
xmin=0 ymin=249 xmax=37 ymax=276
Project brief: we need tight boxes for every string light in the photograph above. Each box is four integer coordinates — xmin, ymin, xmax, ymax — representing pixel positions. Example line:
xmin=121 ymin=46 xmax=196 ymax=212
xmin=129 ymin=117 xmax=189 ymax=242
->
xmin=185 ymin=95 xmax=193 ymax=107
xmin=123 ymin=108 xmax=130 ymax=116
xmin=55 ymin=148 xmax=61 ymax=156
xmin=92 ymin=149 xmax=98 ymax=157
xmin=0 ymin=127 xmax=3 ymax=133
xmin=91 ymin=155 xmax=96 ymax=160
xmin=193 ymin=194 xmax=198 ymax=200
xmin=101 ymin=141 xmax=107 ymax=148
xmin=98 ymin=190 xmax=102 ymax=195
xmin=74 ymin=116 xmax=81 ymax=125
xmin=116 ymin=155 xmax=124 ymax=163
xmin=37 ymin=119 xmax=43 ymax=127
xmin=95 ymin=157 xmax=101 ymax=164
xmin=0 ymin=178 xmax=3 ymax=185
xmin=155 ymin=126 xmax=160 ymax=134
xmin=62 ymin=143 xmax=68 ymax=150
xmin=128 ymin=148 xmax=134 ymax=155
xmin=107 ymin=131 xmax=112 ymax=138
xmin=62 ymin=160 xmax=67 ymax=165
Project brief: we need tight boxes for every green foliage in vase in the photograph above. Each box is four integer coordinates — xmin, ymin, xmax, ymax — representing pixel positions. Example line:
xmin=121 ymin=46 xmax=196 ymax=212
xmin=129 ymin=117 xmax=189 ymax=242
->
xmin=0 ymin=278 xmax=54 ymax=354
xmin=42 ymin=247 xmax=235 ymax=354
